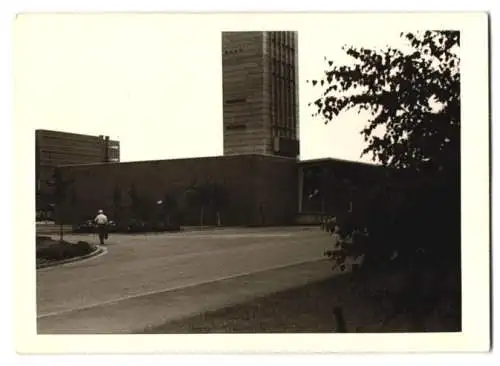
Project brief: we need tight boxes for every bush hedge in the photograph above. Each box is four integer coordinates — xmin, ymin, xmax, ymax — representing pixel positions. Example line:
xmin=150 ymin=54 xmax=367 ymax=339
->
xmin=72 ymin=220 xmax=181 ymax=234
xmin=36 ymin=237 xmax=97 ymax=262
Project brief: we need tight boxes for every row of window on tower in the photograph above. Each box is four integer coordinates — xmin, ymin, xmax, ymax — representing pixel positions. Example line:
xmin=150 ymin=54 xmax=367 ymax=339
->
xmin=267 ymin=31 xmax=297 ymax=51
xmin=268 ymin=32 xmax=296 ymax=64
xmin=270 ymin=76 xmax=297 ymax=139
xmin=268 ymin=32 xmax=298 ymax=140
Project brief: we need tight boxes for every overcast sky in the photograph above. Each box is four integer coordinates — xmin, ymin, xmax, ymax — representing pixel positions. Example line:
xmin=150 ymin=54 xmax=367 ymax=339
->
xmin=14 ymin=13 xmax=411 ymax=163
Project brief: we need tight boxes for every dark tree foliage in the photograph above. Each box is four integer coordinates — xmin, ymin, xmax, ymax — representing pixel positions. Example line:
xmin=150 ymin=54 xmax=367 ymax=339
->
xmin=311 ymin=31 xmax=461 ymax=328
xmin=207 ymin=182 xmax=228 ymax=226
xmin=128 ymin=184 xmax=142 ymax=220
xmin=207 ymin=183 xmax=227 ymax=212
xmin=69 ymin=187 xmax=79 ymax=225
xmin=47 ymin=167 xmax=74 ymax=240
xmin=113 ymin=185 xmax=122 ymax=208
xmin=112 ymin=185 xmax=122 ymax=221
xmin=70 ymin=188 xmax=78 ymax=205
xmin=184 ymin=181 xmax=228 ymax=226
xmin=161 ymin=191 xmax=179 ymax=225
xmin=184 ymin=183 xmax=206 ymax=226
xmin=309 ymin=30 xmax=460 ymax=173
xmin=184 ymin=185 xmax=201 ymax=209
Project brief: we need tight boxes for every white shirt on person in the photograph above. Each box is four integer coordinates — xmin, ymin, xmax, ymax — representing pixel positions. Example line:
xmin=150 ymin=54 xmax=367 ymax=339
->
xmin=94 ymin=213 xmax=108 ymax=225
xmin=332 ymin=232 xmax=342 ymax=249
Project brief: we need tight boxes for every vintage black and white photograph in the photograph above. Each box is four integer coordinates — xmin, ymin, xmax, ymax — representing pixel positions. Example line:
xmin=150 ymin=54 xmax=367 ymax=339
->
xmin=13 ymin=12 xmax=489 ymax=353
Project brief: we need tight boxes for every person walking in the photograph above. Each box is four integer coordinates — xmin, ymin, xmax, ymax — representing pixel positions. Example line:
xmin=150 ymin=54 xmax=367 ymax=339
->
xmin=94 ymin=209 xmax=109 ymax=245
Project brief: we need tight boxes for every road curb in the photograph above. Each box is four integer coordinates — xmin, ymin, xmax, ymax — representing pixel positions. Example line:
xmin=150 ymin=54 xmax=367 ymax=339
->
xmin=36 ymin=245 xmax=107 ymax=270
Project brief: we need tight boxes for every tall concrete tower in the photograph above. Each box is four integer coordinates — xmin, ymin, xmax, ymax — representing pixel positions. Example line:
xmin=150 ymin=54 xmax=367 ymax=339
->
xmin=222 ymin=31 xmax=300 ymax=158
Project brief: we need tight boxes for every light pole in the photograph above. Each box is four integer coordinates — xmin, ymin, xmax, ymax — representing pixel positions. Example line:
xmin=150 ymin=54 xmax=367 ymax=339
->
xmin=157 ymin=200 xmax=163 ymax=229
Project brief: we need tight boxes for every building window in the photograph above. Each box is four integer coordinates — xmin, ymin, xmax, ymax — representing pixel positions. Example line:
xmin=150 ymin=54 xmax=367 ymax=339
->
xmin=225 ymin=98 xmax=247 ymax=104
xmin=226 ymin=124 xmax=246 ymax=131
xmin=223 ymin=47 xmax=243 ymax=55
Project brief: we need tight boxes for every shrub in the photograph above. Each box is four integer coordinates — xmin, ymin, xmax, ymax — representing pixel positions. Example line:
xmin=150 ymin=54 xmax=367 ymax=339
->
xmin=36 ymin=235 xmax=52 ymax=244
xmin=36 ymin=239 xmax=95 ymax=261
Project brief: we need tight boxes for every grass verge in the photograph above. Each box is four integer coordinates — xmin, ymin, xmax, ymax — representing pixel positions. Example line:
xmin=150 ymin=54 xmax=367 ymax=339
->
xmin=144 ymin=268 xmax=461 ymax=334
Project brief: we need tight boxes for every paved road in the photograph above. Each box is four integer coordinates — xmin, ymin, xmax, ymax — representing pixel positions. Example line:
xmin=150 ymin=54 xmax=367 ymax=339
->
xmin=37 ymin=227 xmax=341 ymax=334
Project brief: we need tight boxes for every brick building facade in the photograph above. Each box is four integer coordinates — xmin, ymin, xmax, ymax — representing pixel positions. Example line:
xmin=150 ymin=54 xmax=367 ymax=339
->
xmin=57 ymin=153 xmax=385 ymax=227
xmin=58 ymin=154 xmax=298 ymax=226
xmin=222 ymin=31 xmax=299 ymax=158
